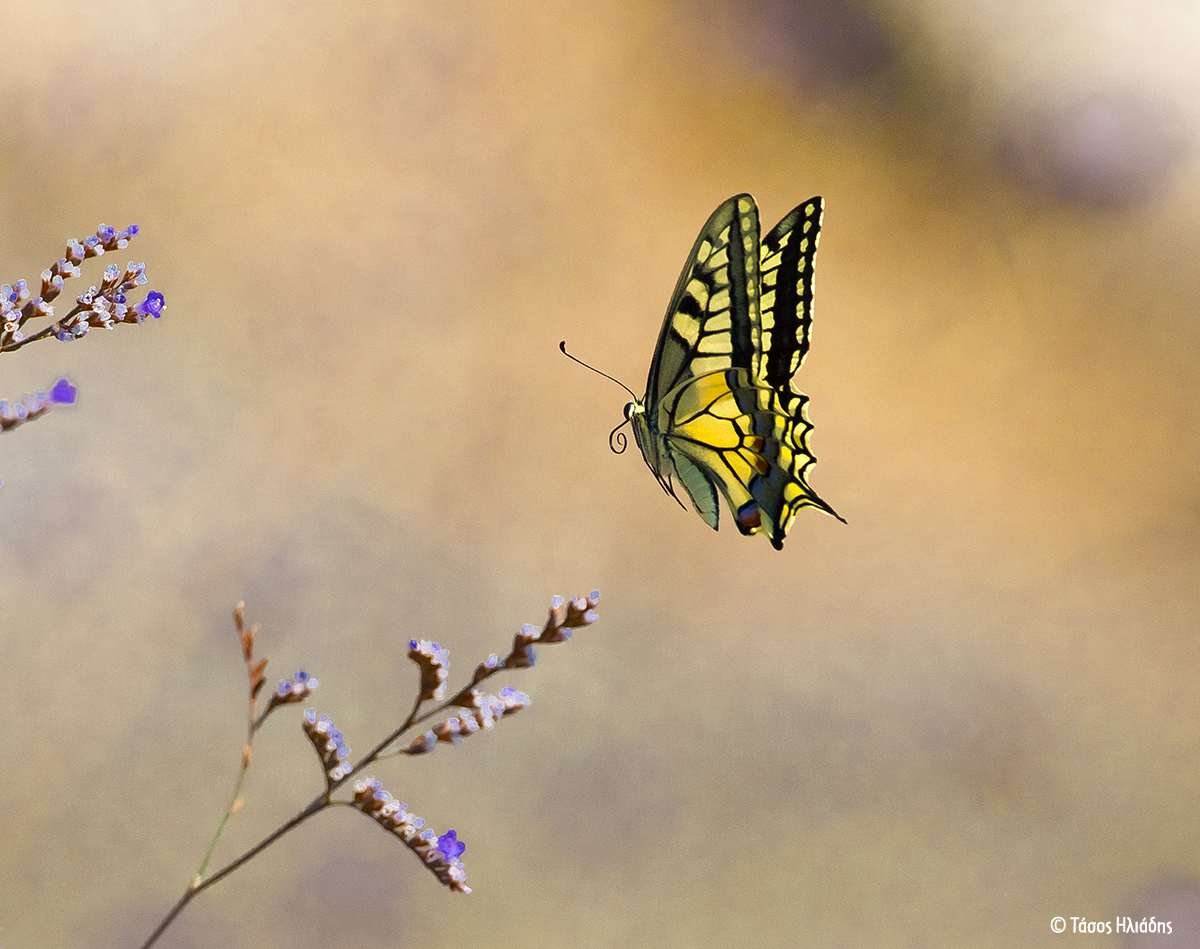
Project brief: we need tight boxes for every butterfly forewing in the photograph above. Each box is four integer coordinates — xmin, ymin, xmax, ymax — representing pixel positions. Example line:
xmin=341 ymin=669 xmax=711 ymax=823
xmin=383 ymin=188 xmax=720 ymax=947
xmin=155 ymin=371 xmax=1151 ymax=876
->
xmin=645 ymin=195 xmax=762 ymax=406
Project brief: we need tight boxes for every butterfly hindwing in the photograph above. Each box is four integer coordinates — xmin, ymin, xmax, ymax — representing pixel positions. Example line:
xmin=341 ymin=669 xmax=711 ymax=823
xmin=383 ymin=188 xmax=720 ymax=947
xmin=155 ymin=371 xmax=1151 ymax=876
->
xmin=627 ymin=193 xmax=840 ymax=548
xmin=650 ymin=367 xmax=838 ymax=549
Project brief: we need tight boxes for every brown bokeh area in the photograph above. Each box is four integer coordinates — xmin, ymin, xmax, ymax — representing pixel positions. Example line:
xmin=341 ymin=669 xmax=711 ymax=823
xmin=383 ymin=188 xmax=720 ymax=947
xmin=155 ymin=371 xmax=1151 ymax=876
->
xmin=3 ymin=1 xmax=1200 ymax=947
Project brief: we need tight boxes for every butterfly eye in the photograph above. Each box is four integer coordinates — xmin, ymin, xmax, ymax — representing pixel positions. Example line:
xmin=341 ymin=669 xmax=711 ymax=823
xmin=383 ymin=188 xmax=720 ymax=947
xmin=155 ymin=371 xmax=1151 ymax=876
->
xmin=623 ymin=402 xmax=635 ymax=420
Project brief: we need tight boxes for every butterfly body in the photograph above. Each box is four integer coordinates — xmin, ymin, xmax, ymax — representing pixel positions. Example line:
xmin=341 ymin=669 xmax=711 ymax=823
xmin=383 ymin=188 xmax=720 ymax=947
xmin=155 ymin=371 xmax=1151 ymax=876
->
xmin=626 ymin=193 xmax=841 ymax=549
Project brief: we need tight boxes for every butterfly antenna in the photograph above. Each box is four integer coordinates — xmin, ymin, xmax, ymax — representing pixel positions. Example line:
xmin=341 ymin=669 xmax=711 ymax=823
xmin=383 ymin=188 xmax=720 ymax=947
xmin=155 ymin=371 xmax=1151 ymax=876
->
xmin=558 ymin=341 xmax=638 ymax=400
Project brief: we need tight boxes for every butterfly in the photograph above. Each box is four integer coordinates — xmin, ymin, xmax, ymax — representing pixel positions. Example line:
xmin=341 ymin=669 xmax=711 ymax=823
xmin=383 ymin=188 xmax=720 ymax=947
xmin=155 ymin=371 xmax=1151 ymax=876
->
xmin=619 ymin=193 xmax=842 ymax=549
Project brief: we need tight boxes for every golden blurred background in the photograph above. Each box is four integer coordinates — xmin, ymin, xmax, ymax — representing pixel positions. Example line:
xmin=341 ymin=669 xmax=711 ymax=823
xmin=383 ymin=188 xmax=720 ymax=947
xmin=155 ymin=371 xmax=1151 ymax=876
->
xmin=2 ymin=0 xmax=1199 ymax=946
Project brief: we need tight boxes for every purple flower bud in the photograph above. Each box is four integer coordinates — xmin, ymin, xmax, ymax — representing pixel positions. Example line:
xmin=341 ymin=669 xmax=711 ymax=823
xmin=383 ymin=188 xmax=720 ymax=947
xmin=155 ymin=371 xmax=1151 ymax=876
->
xmin=403 ymin=730 xmax=437 ymax=755
xmin=50 ymin=378 xmax=77 ymax=405
xmin=498 ymin=687 xmax=530 ymax=714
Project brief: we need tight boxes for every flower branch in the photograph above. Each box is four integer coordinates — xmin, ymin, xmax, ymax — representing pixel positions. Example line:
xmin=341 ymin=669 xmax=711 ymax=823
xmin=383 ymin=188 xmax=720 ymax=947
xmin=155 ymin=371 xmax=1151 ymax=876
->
xmin=139 ymin=590 xmax=601 ymax=949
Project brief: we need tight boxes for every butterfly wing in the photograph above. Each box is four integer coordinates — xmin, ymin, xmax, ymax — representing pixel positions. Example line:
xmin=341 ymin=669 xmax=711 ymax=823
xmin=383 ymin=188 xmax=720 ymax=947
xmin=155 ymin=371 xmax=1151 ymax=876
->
xmin=658 ymin=367 xmax=842 ymax=549
xmin=631 ymin=194 xmax=840 ymax=547
xmin=643 ymin=194 xmax=764 ymax=407
xmin=755 ymin=197 xmax=822 ymax=388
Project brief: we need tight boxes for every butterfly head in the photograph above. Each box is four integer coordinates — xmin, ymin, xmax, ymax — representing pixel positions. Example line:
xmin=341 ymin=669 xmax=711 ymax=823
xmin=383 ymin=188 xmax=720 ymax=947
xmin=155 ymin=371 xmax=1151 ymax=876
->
xmin=617 ymin=397 xmax=652 ymax=455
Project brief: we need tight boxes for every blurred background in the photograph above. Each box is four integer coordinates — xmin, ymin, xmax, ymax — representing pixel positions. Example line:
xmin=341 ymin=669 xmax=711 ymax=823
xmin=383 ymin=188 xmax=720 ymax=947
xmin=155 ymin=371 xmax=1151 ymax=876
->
xmin=1 ymin=0 xmax=1199 ymax=946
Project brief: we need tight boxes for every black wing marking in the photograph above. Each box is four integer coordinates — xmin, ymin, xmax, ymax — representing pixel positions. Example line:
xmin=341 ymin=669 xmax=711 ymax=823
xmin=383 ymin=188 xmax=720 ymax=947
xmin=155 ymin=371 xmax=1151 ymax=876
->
xmin=756 ymin=197 xmax=822 ymax=391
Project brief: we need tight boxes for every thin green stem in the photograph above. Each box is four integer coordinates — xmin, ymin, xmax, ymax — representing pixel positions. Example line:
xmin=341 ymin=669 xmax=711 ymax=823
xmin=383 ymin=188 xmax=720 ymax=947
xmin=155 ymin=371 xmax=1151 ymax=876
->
xmin=196 ymin=693 xmax=262 ymax=878
xmin=195 ymin=755 xmax=250 ymax=878
xmin=138 ymin=795 xmax=328 ymax=949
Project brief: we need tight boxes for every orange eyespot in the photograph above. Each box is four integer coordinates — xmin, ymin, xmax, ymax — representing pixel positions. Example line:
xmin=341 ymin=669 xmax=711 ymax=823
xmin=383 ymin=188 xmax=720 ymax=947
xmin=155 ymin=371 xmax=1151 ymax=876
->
xmin=735 ymin=501 xmax=763 ymax=535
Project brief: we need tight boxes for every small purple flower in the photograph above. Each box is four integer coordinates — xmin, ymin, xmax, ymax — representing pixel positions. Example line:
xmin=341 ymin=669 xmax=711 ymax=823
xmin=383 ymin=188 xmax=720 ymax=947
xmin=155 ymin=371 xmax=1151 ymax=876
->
xmin=436 ymin=830 xmax=465 ymax=862
xmin=131 ymin=290 xmax=165 ymax=319
xmin=497 ymin=687 xmax=530 ymax=715
xmin=409 ymin=638 xmax=450 ymax=702
xmin=302 ymin=709 xmax=353 ymax=785
xmin=471 ymin=653 xmax=503 ymax=684
xmin=50 ymin=378 xmax=77 ymax=405
xmin=266 ymin=669 xmax=319 ymax=714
